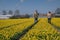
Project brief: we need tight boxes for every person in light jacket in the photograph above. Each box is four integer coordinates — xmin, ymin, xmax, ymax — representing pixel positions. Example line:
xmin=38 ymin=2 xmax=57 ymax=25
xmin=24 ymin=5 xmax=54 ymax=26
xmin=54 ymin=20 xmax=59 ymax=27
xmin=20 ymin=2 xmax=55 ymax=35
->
xmin=47 ymin=11 xmax=52 ymax=24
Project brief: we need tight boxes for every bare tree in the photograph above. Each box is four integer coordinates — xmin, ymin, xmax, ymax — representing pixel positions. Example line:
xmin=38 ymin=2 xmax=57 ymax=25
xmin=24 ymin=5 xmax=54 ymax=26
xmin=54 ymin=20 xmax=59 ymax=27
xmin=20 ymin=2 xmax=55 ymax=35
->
xmin=2 ymin=10 xmax=7 ymax=15
xmin=55 ymin=8 xmax=60 ymax=17
xmin=14 ymin=10 xmax=20 ymax=16
xmin=8 ymin=10 xmax=13 ymax=15
xmin=55 ymin=8 xmax=60 ymax=14
xmin=25 ymin=13 xmax=30 ymax=18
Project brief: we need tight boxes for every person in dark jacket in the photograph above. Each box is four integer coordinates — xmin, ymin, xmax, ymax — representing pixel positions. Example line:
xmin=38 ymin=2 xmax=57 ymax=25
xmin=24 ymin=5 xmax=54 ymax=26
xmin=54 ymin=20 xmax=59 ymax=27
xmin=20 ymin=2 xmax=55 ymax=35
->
xmin=33 ymin=10 xmax=39 ymax=22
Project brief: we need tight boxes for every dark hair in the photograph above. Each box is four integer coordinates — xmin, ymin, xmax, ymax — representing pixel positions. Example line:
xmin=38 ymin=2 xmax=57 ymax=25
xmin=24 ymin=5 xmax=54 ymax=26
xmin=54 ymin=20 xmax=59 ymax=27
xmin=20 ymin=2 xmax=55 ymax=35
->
xmin=49 ymin=11 xmax=51 ymax=13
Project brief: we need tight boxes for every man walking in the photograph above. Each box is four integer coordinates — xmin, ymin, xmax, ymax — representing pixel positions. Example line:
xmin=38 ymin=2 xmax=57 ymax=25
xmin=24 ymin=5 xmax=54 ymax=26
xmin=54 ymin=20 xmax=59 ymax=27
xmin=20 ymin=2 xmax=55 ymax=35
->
xmin=33 ymin=10 xmax=39 ymax=23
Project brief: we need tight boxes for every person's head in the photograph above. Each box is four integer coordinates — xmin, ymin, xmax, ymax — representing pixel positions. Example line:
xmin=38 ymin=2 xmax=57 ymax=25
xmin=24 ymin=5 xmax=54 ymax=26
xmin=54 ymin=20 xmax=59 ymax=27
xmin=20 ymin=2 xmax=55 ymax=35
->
xmin=34 ymin=10 xmax=38 ymax=13
xmin=48 ymin=11 xmax=51 ymax=14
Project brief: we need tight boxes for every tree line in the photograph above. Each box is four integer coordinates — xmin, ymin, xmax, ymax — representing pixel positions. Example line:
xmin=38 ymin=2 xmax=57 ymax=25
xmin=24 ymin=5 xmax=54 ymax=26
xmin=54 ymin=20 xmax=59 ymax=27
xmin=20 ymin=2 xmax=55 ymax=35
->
xmin=1 ymin=8 xmax=60 ymax=19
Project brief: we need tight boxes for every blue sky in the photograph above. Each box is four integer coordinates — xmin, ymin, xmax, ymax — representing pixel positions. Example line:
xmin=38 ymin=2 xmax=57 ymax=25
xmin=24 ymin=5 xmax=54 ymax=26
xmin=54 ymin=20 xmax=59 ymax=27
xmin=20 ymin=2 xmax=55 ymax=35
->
xmin=0 ymin=0 xmax=60 ymax=14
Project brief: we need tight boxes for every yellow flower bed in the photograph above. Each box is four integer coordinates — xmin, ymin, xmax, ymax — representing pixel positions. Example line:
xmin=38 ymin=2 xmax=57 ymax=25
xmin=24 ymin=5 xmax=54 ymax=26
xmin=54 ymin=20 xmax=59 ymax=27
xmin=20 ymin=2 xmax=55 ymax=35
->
xmin=51 ymin=18 xmax=60 ymax=28
xmin=0 ymin=18 xmax=34 ymax=40
xmin=20 ymin=18 xmax=60 ymax=40
xmin=0 ymin=19 xmax=33 ymax=29
xmin=0 ymin=18 xmax=60 ymax=40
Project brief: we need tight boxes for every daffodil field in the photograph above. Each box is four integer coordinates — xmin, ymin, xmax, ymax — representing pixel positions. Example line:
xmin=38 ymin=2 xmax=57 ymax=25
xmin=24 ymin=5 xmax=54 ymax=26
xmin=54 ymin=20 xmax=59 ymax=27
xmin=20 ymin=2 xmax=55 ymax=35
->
xmin=51 ymin=18 xmax=60 ymax=28
xmin=0 ymin=18 xmax=34 ymax=40
xmin=20 ymin=18 xmax=60 ymax=40
xmin=0 ymin=18 xmax=60 ymax=40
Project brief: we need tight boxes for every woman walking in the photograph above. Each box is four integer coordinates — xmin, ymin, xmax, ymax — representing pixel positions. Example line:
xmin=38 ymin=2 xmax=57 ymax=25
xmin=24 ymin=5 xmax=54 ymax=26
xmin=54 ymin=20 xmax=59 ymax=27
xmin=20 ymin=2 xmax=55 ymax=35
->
xmin=47 ymin=11 xmax=52 ymax=24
